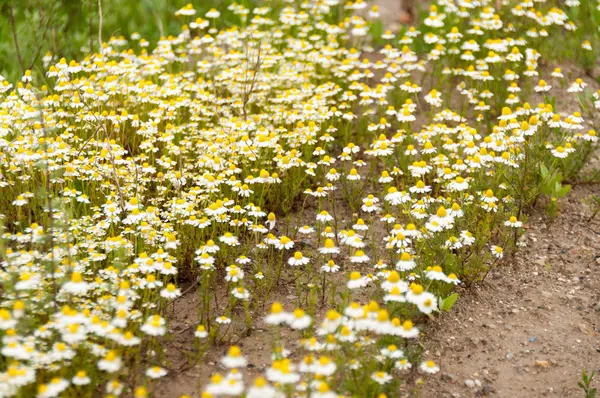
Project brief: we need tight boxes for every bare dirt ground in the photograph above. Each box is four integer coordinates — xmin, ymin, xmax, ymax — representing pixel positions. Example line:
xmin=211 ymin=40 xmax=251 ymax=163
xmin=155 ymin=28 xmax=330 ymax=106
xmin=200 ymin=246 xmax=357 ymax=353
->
xmin=418 ymin=182 xmax=600 ymax=397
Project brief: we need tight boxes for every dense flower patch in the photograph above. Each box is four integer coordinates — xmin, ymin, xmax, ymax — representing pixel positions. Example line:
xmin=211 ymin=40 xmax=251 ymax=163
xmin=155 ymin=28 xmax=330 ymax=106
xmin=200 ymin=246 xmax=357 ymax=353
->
xmin=0 ymin=0 xmax=598 ymax=397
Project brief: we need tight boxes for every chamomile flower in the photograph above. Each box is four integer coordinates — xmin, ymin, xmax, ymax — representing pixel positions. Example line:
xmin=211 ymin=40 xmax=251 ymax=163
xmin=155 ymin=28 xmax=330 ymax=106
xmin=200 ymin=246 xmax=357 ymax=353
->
xmin=410 ymin=180 xmax=431 ymax=194
xmin=551 ymin=68 xmax=564 ymax=78
xmin=160 ymin=284 xmax=181 ymax=299
xmin=275 ymin=236 xmax=294 ymax=250
xmin=420 ymin=360 xmax=440 ymax=374
xmin=288 ymin=251 xmax=310 ymax=266
xmin=195 ymin=325 xmax=208 ymax=338
xmin=316 ymin=210 xmax=334 ymax=223
xmin=381 ymin=271 xmax=409 ymax=292
xmin=461 ymin=230 xmax=476 ymax=246
xmin=534 ymin=80 xmax=551 ymax=92
xmin=504 ymin=216 xmax=523 ymax=227
xmin=219 ymin=232 xmax=240 ymax=246
xmin=406 ymin=283 xmax=438 ymax=314
xmin=567 ymin=78 xmax=587 ymax=92
xmin=141 ymin=315 xmax=166 ymax=336
xmin=424 ymin=89 xmax=443 ymax=107
xmin=175 ymin=4 xmax=196 ymax=16
xmin=216 ymin=316 xmax=232 ymax=325
xmin=312 ymin=356 xmax=337 ymax=376
xmin=551 ymin=145 xmax=569 ymax=158
xmin=205 ymin=8 xmax=220 ymax=18
xmin=491 ymin=245 xmax=504 ymax=258
xmin=582 ymin=129 xmax=598 ymax=142
xmin=318 ymin=310 xmax=343 ymax=335
xmin=311 ymin=381 xmax=337 ymax=398
xmin=396 ymin=358 xmax=413 ymax=371
xmin=60 ymin=272 xmax=90 ymax=295
xmin=0 ymin=2 xmax=591 ymax=395
xmin=448 ymin=176 xmax=469 ymax=191
xmin=350 ymin=250 xmax=370 ymax=263
xmin=221 ymin=346 xmax=247 ymax=368
xmin=246 ymin=377 xmax=279 ymax=398
xmin=266 ymin=359 xmax=300 ymax=384
xmin=345 ymin=271 xmax=366 ymax=289
xmin=265 ymin=302 xmax=290 ymax=326
xmin=321 ymin=260 xmax=340 ymax=273
xmin=381 ymin=344 xmax=404 ymax=359
xmin=98 ymin=351 xmax=122 ymax=373
xmin=72 ymin=371 xmax=91 ymax=385
xmin=396 ymin=252 xmax=416 ymax=271
xmin=371 ymin=371 xmax=392 ymax=384
xmin=146 ymin=366 xmax=167 ymax=379
xmin=289 ymin=309 xmax=312 ymax=330
xmin=225 ymin=265 xmax=244 ymax=282
xmin=319 ymin=239 xmax=340 ymax=254
xmin=383 ymin=189 xmax=400 ymax=206
xmin=231 ymin=287 xmax=250 ymax=300
xmin=298 ymin=225 xmax=315 ymax=234
xmin=350 ymin=220 xmax=367 ymax=233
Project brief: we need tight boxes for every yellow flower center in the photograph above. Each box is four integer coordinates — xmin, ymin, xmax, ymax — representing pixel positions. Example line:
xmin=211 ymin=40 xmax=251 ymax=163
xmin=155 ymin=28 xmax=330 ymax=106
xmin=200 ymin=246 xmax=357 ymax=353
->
xmin=271 ymin=302 xmax=283 ymax=313
xmin=350 ymin=271 xmax=361 ymax=280
xmin=410 ymin=284 xmax=423 ymax=294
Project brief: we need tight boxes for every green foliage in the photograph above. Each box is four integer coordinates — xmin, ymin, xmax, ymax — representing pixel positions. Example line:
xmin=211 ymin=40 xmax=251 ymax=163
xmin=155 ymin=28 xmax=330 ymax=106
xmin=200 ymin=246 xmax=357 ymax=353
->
xmin=587 ymin=194 xmax=600 ymax=222
xmin=539 ymin=163 xmax=571 ymax=219
xmin=579 ymin=369 xmax=597 ymax=398
xmin=438 ymin=293 xmax=459 ymax=312
xmin=0 ymin=0 xmax=259 ymax=81
xmin=540 ymin=163 xmax=571 ymax=198
xmin=369 ymin=19 xmax=385 ymax=46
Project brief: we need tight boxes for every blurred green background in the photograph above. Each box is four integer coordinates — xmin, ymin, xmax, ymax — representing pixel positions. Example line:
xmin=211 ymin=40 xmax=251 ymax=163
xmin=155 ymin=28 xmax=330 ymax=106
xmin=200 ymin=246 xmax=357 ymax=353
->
xmin=0 ymin=0 xmax=256 ymax=82
xmin=3 ymin=0 xmax=600 ymax=83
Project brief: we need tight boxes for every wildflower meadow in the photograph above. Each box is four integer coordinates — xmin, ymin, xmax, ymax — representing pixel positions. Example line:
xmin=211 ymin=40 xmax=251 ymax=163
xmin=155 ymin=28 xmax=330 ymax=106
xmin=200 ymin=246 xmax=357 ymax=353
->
xmin=0 ymin=0 xmax=599 ymax=397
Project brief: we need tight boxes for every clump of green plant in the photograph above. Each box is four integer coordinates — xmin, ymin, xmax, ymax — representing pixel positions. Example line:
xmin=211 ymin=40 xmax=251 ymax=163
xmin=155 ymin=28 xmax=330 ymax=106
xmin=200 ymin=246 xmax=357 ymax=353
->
xmin=579 ymin=369 xmax=597 ymax=398
xmin=587 ymin=194 xmax=600 ymax=222
xmin=540 ymin=164 xmax=571 ymax=220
